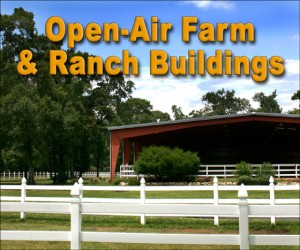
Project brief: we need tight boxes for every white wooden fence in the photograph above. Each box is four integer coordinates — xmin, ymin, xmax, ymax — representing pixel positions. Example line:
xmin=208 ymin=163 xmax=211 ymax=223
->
xmin=0 ymin=171 xmax=38 ymax=179
xmin=120 ymin=163 xmax=300 ymax=178
xmin=1 ymin=163 xmax=299 ymax=180
xmin=0 ymin=171 xmax=115 ymax=179
xmin=199 ymin=163 xmax=300 ymax=178
xmin=1 ymin=182 xmax=299 ymax=250
xmin=1 ymin=176 xmax=299 ymax=226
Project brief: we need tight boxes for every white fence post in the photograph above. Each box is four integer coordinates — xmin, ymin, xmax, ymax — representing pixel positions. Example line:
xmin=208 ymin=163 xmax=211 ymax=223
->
xmin=140 ymin=177 xmax=146 ymax=225
xmin=20 ymin=177 xmax=27 ymax=219
xmin=120 ymin=165 xmax=123 ymax=178
xmin=78 ymin=177 xmax=84 ymax=199
xmin=269 ymin=176 xmax=276 ymax=225
xmin=238 ymin=184 xmax=249 ymax=250
xmin=213 ymin=176 xmax=219 ymax=226
xmin=70 ymin=183 xmax=81 ymax=250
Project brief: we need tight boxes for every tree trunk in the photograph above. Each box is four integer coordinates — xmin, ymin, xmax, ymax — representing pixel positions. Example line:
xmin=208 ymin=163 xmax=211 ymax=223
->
xmin=96 ymin=155 xmax=100 ymax=177
xmin=26 ymin=140 xmax=35 ymax=185
xmin=27 ymin=167 xmax=35 ymax=185
xmin=69 ymin=153 xmax=74 ymax=178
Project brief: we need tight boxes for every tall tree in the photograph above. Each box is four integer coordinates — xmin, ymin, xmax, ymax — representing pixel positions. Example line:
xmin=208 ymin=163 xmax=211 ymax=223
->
xmin=291 ymin=90 xmax=300 ymax=102
xmin=151 ymin=110 xmax=171 ymax=122
xmin=192 ymin=89 xmax=251 ymax=116
xmin=0 ymin=8 xmax=42 ymax=182
xmin=117 ymin=98 xmax=170 ymax=124
xmin=1 ymin=85 xmax=39 ymax=184
xmin=188 ymin=109 xmax=205 ymax=118
xmin=171 ymin=105 xmax=187 ymax=120
xmin=117 ymin=98 xmax=153 ymax=125
xmin=252 ymin=90 xmax=282 ymax=113
xmin=288 ymin=90 xmax=300 ymax=114
xmin=0 ymin=8 xmax=135 ymax=182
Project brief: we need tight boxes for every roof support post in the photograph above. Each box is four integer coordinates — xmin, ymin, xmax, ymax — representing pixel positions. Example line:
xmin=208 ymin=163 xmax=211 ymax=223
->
xmin=110 ymin=133 xmax=121 ymax=180
xmin=134 ymin=141 xmax=143 ymax=161
xmin=123 ymin=139 xmax=132 ymax=165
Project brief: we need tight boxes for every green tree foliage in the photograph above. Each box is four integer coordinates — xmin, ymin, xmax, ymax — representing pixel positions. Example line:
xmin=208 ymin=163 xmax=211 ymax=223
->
xmin=117 ymin=98 xmax=153 ymax=124
xmin=134 ymin=146 xmax=200 ymax=181
xmin=188 ymin=109 xmax=205 ymax=118
xmin=117 ymin=98 xmax=170 ymax=124
xmin=150 ymin=110 xmax=171 ymax=122
xmin=1 ymin=85 xmax=39 ymax=184
xmin=171 ymin=105 xmax=187 ymax=120
xmin=188 ymin=89 xmax=251 ymax=118
xmin=288 ymin=109 xmax=300 ymax=115
xmin=0 ymin=8 xmax=134 ymax=183
xmin=201 ymin=89 xmax=251 ymax=116
xmin=0 ymin=8 xmax=45 ymax=183
xmin=252 ymin=90 xmax=282 ymax=113
xmin=291 ymin=90 xmax=300 ymax=101
xmin=289 ymin=90 xmax=300 ymax=114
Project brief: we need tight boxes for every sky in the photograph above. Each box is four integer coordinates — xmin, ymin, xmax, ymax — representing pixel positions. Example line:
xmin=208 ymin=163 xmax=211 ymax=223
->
xmin=2 ymin=0 xmax=299 ymax=115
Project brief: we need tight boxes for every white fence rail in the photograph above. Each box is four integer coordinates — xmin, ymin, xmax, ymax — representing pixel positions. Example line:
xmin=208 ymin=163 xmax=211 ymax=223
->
xmin=1 ymin=177 xmax=299 ymax=226
xmin=120 ymin=163 xmax=300 ymax=178
xmin=0 ymin=171 xmax=119 ymax=179
xmin=1 ymin=163 xmax=299 ymax=180
xmin=1 ymin=182 xmax=299 ymax=250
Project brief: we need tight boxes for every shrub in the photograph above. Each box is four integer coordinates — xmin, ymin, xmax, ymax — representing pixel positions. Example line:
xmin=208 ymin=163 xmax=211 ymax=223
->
xmin=128 ymin=178 xmax=140 ymax=186
xmin=256 ymin=176 xmax=270 ymax=185
xmin=253 ymin=162 xmax=275 ymax=185
xmin=236 ymin=162 xmax=275 ymax=185
xmin=235 ymin=161 xmax=253 ymax=178
xmin=134 ymin=146 xmax=200 ymax=182
xmin=237 ymin=175 xmax=256 ymax=185
xmin=113 ymin=178 xmax=122 ymax=185
xmin=91 ymin=177 xmax=101 ymax=183
xmin=255 ymin=162 xmax=275 ymax=178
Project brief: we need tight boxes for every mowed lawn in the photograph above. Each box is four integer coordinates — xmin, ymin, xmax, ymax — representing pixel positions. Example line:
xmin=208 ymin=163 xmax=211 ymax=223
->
xmin=1 ymin=212 xmax=300 ymax=250
xmin=1 ymin=178 xmax=299 ymax=249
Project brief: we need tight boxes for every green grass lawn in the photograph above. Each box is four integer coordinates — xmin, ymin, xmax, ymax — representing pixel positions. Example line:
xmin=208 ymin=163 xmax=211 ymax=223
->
xmin=1 ymin=178 xmax=299 ymax=249
xmin=1 ymin=177 xmax=299 ymax=199
xmin=1 ymin=188 xmax=299 ymax=199
xmin=1 ymin=212 xmax=299 ymax=250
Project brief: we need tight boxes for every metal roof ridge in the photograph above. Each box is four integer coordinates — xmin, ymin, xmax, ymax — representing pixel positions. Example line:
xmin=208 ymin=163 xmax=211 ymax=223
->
xmin=108 ymin=112 xmax=299 ymax=131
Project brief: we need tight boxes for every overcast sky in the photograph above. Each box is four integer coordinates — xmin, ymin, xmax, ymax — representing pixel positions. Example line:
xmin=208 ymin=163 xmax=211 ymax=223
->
xmin=2 ymin=0 xmax=299 ymax=115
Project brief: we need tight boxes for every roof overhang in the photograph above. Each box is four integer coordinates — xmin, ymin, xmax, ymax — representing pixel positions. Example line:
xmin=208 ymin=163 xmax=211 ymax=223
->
xmin=108 ymin=113 xmax=300 ymax=180
xmin=108 ymin=112 xmax=299 ymax=139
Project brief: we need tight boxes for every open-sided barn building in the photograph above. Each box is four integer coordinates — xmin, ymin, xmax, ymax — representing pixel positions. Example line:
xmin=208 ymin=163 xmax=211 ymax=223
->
xmin=108 ymin=113 xmax=300 ymax=179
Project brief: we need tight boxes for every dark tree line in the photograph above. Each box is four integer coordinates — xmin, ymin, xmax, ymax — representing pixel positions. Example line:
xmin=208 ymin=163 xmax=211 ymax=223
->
xmin=0 ymin=8 xmax=171 ymax=183
xmin=0 ymin=8 xmax=135 ymax=183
